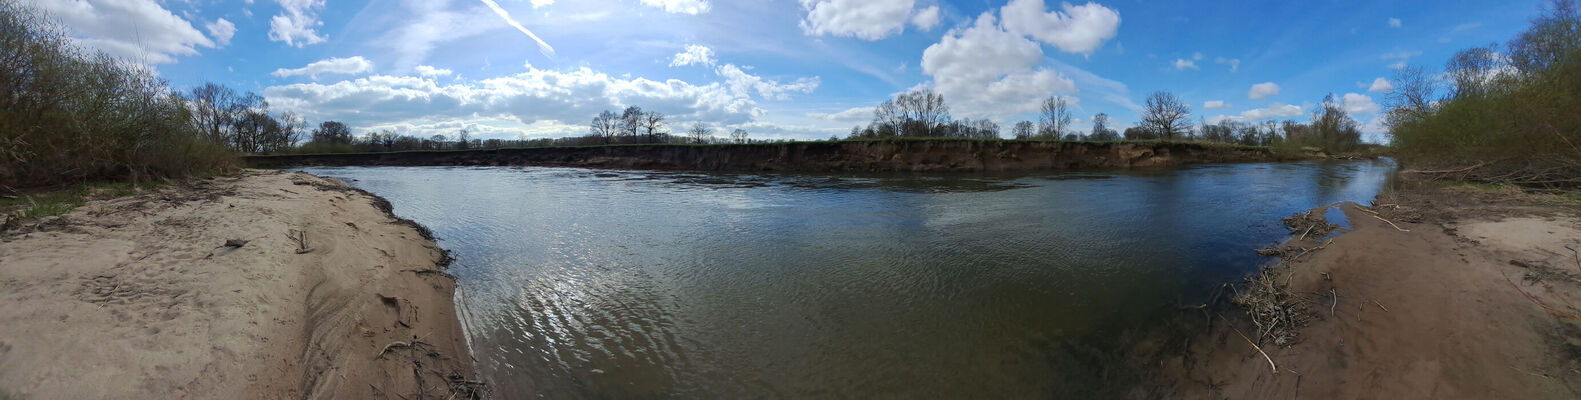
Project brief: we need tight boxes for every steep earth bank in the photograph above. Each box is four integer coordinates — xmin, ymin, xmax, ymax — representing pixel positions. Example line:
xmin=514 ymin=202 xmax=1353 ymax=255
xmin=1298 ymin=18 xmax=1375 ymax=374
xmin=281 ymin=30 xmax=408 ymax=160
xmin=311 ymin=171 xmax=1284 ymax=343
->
xmin=0 ymin=171 xmax=480 ymax=399
xmin=1167 ymin=181 xmax=1581 ymax=398
xmin=245 ymin=140 xmax=1297 ymax=172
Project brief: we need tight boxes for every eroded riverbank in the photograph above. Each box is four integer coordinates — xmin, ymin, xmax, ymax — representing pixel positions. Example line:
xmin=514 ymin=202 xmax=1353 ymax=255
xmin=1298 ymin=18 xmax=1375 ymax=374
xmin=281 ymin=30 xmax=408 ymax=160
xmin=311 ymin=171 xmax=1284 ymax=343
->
xmin=0 ymin=171 xmax=478 ymax=399
xmin=1167 ymin=182 xmax=1581 ymax=398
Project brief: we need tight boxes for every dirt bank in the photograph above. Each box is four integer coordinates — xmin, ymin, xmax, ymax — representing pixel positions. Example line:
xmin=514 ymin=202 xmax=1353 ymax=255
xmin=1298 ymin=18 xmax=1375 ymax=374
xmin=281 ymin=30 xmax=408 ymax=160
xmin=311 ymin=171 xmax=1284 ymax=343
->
xmin=1168 ymin=183 xmax=1581 ymax=398
xmin=244 ymin=140 xmax=1300 ymax=173
xmin=0 ymin=171 xmax=480 ymax=399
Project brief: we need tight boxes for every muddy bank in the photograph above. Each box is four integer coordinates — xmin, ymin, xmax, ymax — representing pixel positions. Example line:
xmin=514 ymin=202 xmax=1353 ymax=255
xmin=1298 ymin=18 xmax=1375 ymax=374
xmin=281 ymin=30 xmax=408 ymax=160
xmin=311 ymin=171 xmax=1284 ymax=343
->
xmin=0 ymin=171 xmax=479 ymax=399
xmin=245 ymin=140 xmax=1299 ymax=172
xmin=1166 ymin=183 xmax=1581 ymax=398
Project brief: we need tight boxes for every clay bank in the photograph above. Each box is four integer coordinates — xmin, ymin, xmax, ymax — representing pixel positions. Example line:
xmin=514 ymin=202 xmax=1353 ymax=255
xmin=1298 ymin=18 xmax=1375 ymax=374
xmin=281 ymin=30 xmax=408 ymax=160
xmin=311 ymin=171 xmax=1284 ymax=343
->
xmin=244 ymin=140 xmax=1307 ymax=172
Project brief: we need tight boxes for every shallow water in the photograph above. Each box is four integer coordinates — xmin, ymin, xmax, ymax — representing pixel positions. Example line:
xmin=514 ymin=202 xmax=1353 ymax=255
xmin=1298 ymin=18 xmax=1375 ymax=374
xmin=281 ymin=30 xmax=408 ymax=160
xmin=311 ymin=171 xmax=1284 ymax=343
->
xmin=305 ymin=159 xmax=1396 ymax=398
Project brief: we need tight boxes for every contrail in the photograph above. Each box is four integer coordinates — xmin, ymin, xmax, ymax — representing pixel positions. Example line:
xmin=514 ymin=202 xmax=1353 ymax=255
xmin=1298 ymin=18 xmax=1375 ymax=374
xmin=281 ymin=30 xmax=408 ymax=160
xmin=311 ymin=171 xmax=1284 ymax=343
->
xmin=479 ymin=0 xmax=556 ymax=59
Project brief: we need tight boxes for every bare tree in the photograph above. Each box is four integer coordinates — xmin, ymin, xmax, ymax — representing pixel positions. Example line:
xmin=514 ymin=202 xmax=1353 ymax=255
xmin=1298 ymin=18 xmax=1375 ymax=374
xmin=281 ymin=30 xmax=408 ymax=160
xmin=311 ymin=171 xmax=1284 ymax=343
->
xmin=642 ymin=111 xmax=667 ymax=143
xmin=1383 ymin=66 xmax=1441 ymax=130
xmin=688 ymin=122 xmax=712 ymax=144
xmin=1444 ymin=45 xmax=1507 ymax=99
xmin=619 ymin=106 xmax=644 ymax=139
xmin=590 ymin=110 xmax=619 ymax=144
xmin=871 ymin=88 xmax=951 ymax=137
xmin=312 ymin=121 xmax=352 ymax=144
xmin=1013 ymin=121 xmax=1035 ymax=139
xmin=1142 ymin=91 xmax=1191 ymax=139
xmin=279 ymin=110 xmax=306 ymax=148
xmin=1038 ymin=96 xmax=1072 ymax=139
xmin=730 ymin=128 xmax=748 ymax=144
xmin=455 ymin=130 xmax=472 ymax=150
xmin=1090 ymin=113 xmax=1119 ymax=141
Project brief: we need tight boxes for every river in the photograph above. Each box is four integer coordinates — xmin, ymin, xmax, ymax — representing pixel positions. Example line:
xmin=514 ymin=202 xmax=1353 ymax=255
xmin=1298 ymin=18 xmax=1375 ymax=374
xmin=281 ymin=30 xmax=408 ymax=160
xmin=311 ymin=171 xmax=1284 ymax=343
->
xmin=304 ymin=159 xmax=1395 ymax=398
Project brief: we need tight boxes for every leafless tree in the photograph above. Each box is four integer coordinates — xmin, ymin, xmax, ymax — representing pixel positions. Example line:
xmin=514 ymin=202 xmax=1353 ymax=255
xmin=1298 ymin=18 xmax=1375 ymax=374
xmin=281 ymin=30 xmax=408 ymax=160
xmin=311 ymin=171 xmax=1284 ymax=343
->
xmin=590 ymin=110 xmax=619 ymax=144
xmin=619 ymin=106 xmax=644 ymax=138
xmin=1013 ymin=121 xmax=1035 ymax=139
xmin=688 ymin=122 xmax=712 ymax=144
xmin=1142 ymin=91 xmax=1192 ymax=139
xmin=1383 ymin=66 xmax=1441 ymax=130
xmin=730 ymin=128 xmax=748 ymax=144
xmin=1038 ymin=96 xmax=1072 ymax=139
xmin=642 ymin=111 xmax=667 ymax=143
xmin=455 ymin=129 xmax=472 ymax=150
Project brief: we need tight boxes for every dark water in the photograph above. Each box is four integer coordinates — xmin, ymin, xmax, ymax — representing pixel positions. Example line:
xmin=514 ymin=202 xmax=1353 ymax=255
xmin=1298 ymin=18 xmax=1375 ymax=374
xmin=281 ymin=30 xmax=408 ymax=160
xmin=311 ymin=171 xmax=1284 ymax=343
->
xmin=304 ymin=160 xmax=1396 ymax=398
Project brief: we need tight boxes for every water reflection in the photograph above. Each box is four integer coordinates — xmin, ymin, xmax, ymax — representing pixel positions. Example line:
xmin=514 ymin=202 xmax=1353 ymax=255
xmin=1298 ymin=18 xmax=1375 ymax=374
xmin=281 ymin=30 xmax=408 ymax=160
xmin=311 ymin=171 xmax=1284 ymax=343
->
xmin=305 ymin=159 xmax=1396 ymax=398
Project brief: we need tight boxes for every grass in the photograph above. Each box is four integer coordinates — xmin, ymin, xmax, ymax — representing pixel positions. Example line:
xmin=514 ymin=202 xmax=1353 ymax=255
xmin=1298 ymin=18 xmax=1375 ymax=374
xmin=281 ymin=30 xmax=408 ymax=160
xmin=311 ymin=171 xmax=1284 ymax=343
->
xmin=2 ymin=181 xmax=166 ymax=218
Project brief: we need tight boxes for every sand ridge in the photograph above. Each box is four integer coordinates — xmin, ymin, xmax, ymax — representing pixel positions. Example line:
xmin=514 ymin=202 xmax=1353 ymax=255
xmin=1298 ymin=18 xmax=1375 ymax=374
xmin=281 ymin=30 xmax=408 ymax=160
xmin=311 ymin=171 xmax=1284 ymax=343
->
xmin=0 ymin=170 xmax=479 ymax=399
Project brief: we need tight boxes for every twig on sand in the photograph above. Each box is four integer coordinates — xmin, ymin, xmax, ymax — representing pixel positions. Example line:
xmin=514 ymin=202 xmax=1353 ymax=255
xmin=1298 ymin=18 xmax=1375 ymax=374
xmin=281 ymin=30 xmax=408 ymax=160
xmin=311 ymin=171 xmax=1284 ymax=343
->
xmin=1502 ymin=273 xmax=1581 ymax=322
xmin=1371 ymin=299 xmax=1390 ymax=312
xmin=1217 ymin=313 xmax=1278 ymax=374
xmin=377 ymin=341 xmax=412 ymax=359
xmin=1330 ymin=289 xmax=1338 ymax=317
xmin=1298 ymin=225 xmax=1314 ymax=241
xmin=1353 ymin=204 xmax=1410 ymax=231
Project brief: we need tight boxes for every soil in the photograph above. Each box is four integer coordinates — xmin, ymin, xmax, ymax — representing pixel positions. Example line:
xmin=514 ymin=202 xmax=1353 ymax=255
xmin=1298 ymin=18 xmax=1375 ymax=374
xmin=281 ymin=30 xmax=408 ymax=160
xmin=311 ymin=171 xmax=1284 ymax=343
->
xmin=0 ymin=170 xmax=479 ymax=399
xmin=1165 ymin=180 xmax=1581 ymax=399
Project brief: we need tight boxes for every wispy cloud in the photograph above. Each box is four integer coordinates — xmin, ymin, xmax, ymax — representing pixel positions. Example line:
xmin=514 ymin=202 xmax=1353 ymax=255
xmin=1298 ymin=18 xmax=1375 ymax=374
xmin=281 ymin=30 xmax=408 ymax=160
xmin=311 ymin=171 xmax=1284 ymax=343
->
xmin=478 ymin=0 xmax=556 ymax=59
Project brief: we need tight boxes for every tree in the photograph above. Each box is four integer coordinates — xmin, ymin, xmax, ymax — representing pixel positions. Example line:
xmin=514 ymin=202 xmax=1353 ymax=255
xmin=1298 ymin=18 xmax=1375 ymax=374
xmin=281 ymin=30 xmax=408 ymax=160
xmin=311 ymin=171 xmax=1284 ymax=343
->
xmin=1304 ymin=94 xmax=1361 ymax=152
xmin=1506 ymin=0 xmax=1581 ymax=73
xmin=1013 ymin=121 xmax=1035 ymax=139
xmin=278 ymin=111 xmax=306 ymax=148
xmin=429 ymin=134 xmax=447 ymax=150
xmin=642 ymin=111 xmax=667 ymax=143
xmin=455 ymin=130 xmax=472 ymax=150
xmin=1038 ymin=96 xmax=1072 ymax=139
xmin=312 ymin=121 xmax=353 ymax=144
xmin=688 ymin=122 xmax=712 ymax=144
xmin=1383 ymin=66 xmax=1440 ymax=130
xmin=1089 ymin=113 xmax=1119 ymax=141
xmin=619 ymin=106 xmax=644 ymax=139
xmin=729 ymin=128 xmax=748 ymax=144
xmin=590 ymin=110 xmax=619 ymax=144
xmin=1142 ymin=91 xmax=1192 ymax=139
xmin=871 ymin=88 xmax=951 ymax=137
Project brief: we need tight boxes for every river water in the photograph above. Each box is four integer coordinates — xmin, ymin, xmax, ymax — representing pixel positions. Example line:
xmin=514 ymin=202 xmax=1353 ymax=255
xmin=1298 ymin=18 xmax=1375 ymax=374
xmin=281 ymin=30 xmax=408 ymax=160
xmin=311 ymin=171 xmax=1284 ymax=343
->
xmin=304 ymin=159 xmax=1396 ymax=398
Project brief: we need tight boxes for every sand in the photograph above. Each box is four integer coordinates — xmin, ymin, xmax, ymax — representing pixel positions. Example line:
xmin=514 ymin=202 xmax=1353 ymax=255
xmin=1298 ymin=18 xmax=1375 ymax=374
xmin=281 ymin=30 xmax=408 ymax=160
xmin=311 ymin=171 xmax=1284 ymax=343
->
xmin=0 ymin=170 xmax=479 ymax=399
xmin=1170 ymin=188 xmax=1581 ymax=398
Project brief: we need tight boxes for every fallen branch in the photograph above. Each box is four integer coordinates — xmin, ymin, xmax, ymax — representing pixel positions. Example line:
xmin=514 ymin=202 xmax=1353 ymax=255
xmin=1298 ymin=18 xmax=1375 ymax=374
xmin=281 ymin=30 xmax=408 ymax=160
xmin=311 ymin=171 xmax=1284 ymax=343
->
xmin=1330 ymin=289 xmax=1338 ymax=317
xmin=1371 ymin=214 xmax=1410 ymax=232
xmin=1217 ymin=313 xmax=1278 ymax=374
xmin=1502 ymin=272 xmax=1581 ymax=322
xmin=1371 ymin=299 xmax=1389 ymax=312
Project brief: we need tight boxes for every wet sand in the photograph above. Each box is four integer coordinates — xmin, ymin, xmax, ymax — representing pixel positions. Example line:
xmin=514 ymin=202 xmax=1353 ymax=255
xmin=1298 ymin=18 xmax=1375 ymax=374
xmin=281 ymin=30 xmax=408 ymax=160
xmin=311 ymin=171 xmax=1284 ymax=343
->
xmin=1170 ymin=184 xmax=1581 ymax=398
xmin=0 ymin=171 xmax=478 ymax=399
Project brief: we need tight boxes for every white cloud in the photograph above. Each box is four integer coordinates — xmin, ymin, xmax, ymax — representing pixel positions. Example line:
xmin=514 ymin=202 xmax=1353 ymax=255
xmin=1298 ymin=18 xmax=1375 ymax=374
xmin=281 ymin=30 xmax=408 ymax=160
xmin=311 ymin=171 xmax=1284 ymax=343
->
xmin=641 ymin=0 xmax=710 ymax=15
xmin=1381 ymin=50 xmax=1420 ymax=69
xmin=1248 ymin=82 xmax=1280 ymax=100
xmin=670 ymin=44 xmax=717 ymax=67
xmin=206 ymin=18 xmax=237 ymax=47
xmin=999 ymin=0 xmax=1121 ymax=54
xmin=715 ymin=64 xmax=821 ymax=101
xmin=415 ymin=65 xmax=453 ymax=77
xmin=1173 ymin=58 xmax=1198 ymax=70
xmin=530 ymin=0 xmax=554 ymax=7
xmin=1367 ymin=77 xmax=1394 ymax=92
xmin=272 ymin=56 xmax=375 ymax=79
xmin=1240 ymin=103 xmax=1303 ymax=120
xmin=798 ymin=0 xmax=917 ymax=40
xmin=480 ymin=0 xmax=556 ymax=59
xmin=809 ymin=106 xmax=877 ymax=123
xmin=1341 ymin=93 xmax=1379 ymax=114
xmin=1193 ymin=52 xmax=1204 ymax=61
xmin=1388 ymin=17 xmax=1401 ymax=28
xmin=911 ymin=6 xmax=941 ymax=31
xmin=1214 ymin=56 xmax=1240 ymax=72
xmin=33 ymin=0 xmax=215 ymax=64
xmin=263 ymin=67 xmax=768 ymax=139
xmin=1204 ymin=100 xmax=1230 ymax=109
xmin=922 ymin=13 xmax=1076 ymax=119
xmin=269 ymin=0 xmax=328 ymax=47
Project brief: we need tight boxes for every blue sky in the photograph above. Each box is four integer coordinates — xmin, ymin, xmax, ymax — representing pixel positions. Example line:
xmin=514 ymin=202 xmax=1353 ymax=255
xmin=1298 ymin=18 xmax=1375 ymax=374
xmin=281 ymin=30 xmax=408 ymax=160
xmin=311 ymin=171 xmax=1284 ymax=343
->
xmin=37 ymin=0 xmax=1543 ymax=141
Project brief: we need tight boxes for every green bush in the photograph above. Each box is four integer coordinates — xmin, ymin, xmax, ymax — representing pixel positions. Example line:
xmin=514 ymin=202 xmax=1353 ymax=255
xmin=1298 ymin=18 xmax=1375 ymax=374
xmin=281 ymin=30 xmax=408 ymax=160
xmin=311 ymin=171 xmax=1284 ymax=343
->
xmin=0 ymin=0 xmax=236 ymax=188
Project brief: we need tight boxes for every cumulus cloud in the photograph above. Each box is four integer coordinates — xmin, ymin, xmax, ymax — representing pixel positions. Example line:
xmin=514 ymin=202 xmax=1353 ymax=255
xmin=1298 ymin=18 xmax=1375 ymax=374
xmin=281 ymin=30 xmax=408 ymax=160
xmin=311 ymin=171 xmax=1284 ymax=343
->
xmin=1341 ymin=93 xmax=1379 ymax=114
xmin=269 ymin=0 xmax=328 ymax=47
xmin=809 ymin=106 xmax=877 ymax=123
xmin=912 ymin=6 xmax=941 ymax=31
xmin=1248 ymin=82 xmax=1280 ymax=100
xmin=415 ymin=65 xmax=453 ymax=77
xmin=1368 ymin=77 xmax=1394 ymax=92
xmin=206 ymin=18 xmax=237 ymax=47
xmin=1240 ymin=103 xmax=1303 ymax=120
xmin=641 ymin=0 xmax=710 ymax=15
xmin=1173 ymin=59 xmax=1198 ymax=70
xmin=715 ymin=64 xmax=821 ymax=101
xmin=798 ymin=0 xmax=918 ymax=40
xmin=1204 ymin=100 xmax=1230 ymax=109
xmin=1388 ymin=17 xmax=1401 ymax=28
xmin=999 ymin=0 xmax=1121 ymax=54
xmin=921 ymin=13 xmax=1077 ymax=119
xmin=670 ymin=44 xmax=717 ymax=67
xmin=33 ymin=0 xmax=215 ymax=64
xmin=272 ymin=56 xmax=375 ymax=79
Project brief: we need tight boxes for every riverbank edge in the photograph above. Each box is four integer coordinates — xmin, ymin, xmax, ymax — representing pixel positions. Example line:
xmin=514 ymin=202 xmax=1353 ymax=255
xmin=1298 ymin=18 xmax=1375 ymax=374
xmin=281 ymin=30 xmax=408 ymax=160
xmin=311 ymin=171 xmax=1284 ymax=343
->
xmin=0 ymin=170 xmax=482 ymax=399
xmin=1161 ymin=176 xmax=1581 ymax=398
xmin=242 ymin=140 xmax=1321 ymax=173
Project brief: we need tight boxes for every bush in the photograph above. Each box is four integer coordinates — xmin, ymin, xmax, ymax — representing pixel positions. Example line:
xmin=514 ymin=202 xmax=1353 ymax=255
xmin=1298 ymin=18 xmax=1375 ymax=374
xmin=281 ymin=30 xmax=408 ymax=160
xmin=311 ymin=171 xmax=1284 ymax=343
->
xmin=0 ymin=0 xmax=236 ymax=188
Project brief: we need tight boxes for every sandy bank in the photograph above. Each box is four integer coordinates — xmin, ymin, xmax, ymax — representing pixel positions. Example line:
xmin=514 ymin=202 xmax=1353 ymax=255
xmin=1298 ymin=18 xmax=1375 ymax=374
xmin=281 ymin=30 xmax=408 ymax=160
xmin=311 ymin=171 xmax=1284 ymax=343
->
xmin=0 ymin=171 xmax=479 ymax=399
xmin=1169 ymin=184 xmax=1581 ymax=398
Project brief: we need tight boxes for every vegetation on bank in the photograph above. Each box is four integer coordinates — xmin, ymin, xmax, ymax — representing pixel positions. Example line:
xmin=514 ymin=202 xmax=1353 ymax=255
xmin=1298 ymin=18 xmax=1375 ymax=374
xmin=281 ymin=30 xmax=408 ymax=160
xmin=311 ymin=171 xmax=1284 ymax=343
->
xmin=0 ymin=0 xmax=234 ymax=189
xmin=244 ymin=137 xmax=1284 ymax=159
xmin=1386 ymin=0 xmax=1581 ymax=191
